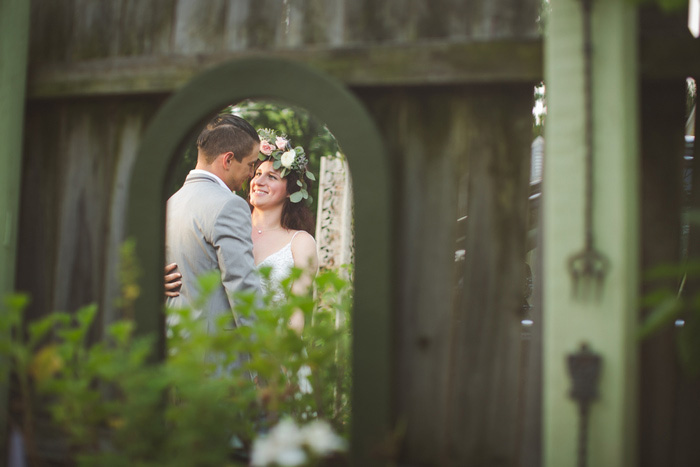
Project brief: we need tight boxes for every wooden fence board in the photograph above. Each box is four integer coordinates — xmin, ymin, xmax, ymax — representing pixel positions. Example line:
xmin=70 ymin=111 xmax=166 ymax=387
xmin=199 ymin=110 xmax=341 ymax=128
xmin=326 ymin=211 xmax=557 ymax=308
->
xmin=29 ymin=0 xmax=76 ymax=63
xmin=29 ymin=0 xmax=540 ymax=68
xmin=27 ymin=40 xmax=544 ymax=98
xmin=16 ymin=99 xmax=163 ymax=330
xmin=446 ymin=85 xmax=532 ymax=466
xmin=359 ymin=84 xmax=533 ymax=465
xmin=118 ymin=0 xmax=177 ymax=56
xmin=173 ymin=0 xmax=227 ymax=54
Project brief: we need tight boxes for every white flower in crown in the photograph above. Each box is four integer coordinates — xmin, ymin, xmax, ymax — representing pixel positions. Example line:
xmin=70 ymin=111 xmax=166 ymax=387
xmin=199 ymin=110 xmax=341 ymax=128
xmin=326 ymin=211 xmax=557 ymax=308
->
xmin=281 ymin=150 xmax=296 ymax=168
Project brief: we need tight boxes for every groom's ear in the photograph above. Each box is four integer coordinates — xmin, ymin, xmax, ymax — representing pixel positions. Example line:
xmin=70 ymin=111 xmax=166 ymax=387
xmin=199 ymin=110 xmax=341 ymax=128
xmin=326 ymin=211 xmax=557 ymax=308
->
xmin=222 ymin=151 xmax=235 ymax=168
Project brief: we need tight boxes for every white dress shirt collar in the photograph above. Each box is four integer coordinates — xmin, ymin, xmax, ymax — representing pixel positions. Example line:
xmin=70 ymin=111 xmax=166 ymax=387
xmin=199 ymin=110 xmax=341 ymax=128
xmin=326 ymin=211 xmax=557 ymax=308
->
xmin=189 ymin=169 xmax=231 ymax=192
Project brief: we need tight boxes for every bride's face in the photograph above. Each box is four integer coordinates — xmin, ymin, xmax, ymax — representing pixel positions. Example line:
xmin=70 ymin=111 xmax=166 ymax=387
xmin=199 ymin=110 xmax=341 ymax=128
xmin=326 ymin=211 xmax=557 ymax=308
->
xmin=249 ymin=161 xmax=289 ymax=209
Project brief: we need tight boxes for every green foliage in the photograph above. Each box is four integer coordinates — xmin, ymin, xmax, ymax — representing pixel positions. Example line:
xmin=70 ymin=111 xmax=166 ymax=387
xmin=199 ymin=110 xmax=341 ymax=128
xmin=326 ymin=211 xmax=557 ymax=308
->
xmin=1 ymin=267 xmax=353 ymax=465
xmin=639 ymin=261 xmax=700 ymax=376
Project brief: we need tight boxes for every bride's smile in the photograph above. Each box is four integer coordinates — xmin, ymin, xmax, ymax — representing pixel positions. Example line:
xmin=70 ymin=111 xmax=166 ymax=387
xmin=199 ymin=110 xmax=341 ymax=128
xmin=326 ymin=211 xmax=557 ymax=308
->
xmin=250 ymin=161 xmax=289 ymax=208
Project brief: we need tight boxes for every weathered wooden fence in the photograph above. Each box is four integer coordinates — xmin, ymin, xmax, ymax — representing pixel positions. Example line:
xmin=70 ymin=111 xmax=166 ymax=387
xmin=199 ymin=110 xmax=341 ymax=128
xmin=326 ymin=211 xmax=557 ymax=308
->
xmin=41 ymin=0 xmax=700 ymax=465
xmin=16 ymin=1 xmax=543 ymax=464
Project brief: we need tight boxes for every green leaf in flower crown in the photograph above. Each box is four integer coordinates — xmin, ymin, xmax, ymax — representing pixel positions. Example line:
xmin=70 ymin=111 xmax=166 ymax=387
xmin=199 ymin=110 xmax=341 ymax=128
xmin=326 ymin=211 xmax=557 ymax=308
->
xmin=305 ymin=171 xmax=316 ymax=181
xmin=273 ymin=160 xmax=282 ymax=170
xmin=258 ymin=153 xmax=267 ymax=161
xmin=295 ymin=146 xmax=304 ymax=155
xmin=281 ymin=168 xmax=289 ymax=178
xmin=297 ymin=180 xmax=303 ymax=187
xmin=290 ymin=191 xmax=304 ymax=203
xmin=302 ymin=190 xmax=309 ymax=199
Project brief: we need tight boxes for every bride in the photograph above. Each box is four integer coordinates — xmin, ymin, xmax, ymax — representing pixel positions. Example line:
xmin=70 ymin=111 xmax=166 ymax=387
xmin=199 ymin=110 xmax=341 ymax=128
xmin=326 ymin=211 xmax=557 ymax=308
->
xmin=249 ymin=129 xmax=318 ymax=331
xmin=165 ymin=129 xmax=319 ymax=329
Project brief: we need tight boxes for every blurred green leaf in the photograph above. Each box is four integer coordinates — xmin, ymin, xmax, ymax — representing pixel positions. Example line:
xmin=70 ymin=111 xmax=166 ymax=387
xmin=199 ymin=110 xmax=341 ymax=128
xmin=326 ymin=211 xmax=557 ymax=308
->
xmin=638 ymin=295 xmax=683 ymax=340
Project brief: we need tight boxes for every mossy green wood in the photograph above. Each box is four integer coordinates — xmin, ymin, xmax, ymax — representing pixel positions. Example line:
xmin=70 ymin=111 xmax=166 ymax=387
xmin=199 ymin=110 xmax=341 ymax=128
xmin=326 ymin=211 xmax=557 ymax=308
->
xmin=544 ymin=0 xmax=639 ymax=466
xmin=0 ymin=0 xmax=31 ymax=450
xmin=126 ymin=57 xmax=392 ymax=465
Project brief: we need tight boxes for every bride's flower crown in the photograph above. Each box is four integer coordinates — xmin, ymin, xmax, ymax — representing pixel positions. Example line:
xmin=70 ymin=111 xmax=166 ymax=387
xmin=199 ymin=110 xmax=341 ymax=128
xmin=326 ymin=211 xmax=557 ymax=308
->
xmin=257 ymin=128 xmax=315 ymax=204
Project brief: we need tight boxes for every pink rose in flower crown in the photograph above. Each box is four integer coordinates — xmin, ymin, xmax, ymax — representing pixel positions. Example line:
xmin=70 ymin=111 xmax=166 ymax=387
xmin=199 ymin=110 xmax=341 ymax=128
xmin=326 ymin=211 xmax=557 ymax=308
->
xmin=260 ymin=139 xmax=274 ymax=156
xmin=275 ymin=136 xmax=288 ymax=150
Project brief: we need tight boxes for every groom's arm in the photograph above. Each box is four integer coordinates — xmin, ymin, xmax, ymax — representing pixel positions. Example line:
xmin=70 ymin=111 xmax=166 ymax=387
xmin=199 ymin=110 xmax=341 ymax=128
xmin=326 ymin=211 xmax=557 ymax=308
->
xmin=212 ymin=195 xmax=260 ymax=322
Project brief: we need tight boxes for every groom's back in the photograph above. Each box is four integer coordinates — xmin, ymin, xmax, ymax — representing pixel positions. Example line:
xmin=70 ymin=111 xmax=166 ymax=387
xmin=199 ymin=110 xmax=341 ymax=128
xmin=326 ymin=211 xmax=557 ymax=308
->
xmin=165 ymin=175 xmax=254 ymax=332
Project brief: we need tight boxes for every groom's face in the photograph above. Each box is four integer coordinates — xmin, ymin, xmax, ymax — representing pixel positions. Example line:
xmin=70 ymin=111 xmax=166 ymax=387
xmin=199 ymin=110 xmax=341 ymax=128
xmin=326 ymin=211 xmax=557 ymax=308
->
xmin=229 ymin=143 xmax=260 ymax=191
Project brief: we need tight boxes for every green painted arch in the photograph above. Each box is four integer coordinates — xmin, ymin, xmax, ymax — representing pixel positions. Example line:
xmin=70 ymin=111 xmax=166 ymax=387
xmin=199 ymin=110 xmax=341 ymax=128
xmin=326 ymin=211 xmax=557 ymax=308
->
xmin=125 ymin=57 xmax=392 ymax=465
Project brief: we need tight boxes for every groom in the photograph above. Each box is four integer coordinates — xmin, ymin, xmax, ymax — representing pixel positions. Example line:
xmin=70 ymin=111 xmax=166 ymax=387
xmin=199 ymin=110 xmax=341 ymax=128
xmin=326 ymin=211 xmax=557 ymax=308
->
xmin=165 ymin=114 xmax=261 ymax=333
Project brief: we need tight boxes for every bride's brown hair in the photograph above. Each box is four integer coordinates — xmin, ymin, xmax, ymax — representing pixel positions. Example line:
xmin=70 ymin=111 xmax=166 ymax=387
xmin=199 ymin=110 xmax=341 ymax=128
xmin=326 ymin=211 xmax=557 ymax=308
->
xmin=280 ymin=167 xmax=315 ymax=235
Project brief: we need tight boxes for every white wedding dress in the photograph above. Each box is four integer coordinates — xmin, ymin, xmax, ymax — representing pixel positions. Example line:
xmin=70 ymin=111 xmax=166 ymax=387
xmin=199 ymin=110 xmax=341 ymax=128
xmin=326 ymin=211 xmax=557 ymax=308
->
xmin=257 ymin=231 xmax=301 ymax=302
xmin=256 ymin=231 xmax=313 ymax=394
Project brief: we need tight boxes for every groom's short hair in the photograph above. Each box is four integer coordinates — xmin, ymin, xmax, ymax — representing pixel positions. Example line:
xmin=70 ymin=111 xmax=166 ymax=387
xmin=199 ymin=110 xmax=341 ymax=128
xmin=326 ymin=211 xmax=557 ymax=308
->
xmin=197 ymin=114 xmax=260 ymax=164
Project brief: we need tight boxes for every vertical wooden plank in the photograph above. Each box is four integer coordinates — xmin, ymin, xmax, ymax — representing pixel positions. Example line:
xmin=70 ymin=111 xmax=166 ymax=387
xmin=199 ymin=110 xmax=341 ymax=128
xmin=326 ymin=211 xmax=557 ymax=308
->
xmin=521 ymin=196 xmax=543 ymax=467
xmin=638 ymin=80 xmax=685 ymax=467
xmin=347 ymin=0 xmax=539 ymax=44
xmin=544 ymin=1 xmax=639 ymax=466
xmin=15 ymin=103 xmax=66 ymax=322
xmin=360 ymin=88 xmax=454 ymax=463
xmin=118 ymin=0 xmax=177 ymax=56
xmin=172 ymin=0 xmax=227 ymax=54
xmin=446 ymin=84 xmax=532 ymax=465
xmin=359 ymin=83 xmax=533 ymax=465
xmin=28 ymin=0 xmax=76 ymax=64
xmin=345 ymin=0 xmax=424 ymax=43
xmin=638 ymin=11 xmax=700 ymax=466
xmin=672 ymin=81 xmax=700 ymax=467
xmin=245 ymin=0 xmax=287 ymax=49
xmin=223 ymin=0 xmax=253 ymax=50
xmin=296 ymin=0 xmax=341 ymax=46
xmin=318 ymin=0 xmax=346 ymax=47
xmin=15 ymin=98 xmax=163 ymax=327
xmin=69 ymin=0 xmax=122 ymax=59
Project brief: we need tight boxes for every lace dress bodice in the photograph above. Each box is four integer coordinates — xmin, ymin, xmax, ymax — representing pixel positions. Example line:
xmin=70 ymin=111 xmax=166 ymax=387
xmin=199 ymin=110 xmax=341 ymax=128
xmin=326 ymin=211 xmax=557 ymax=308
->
xmin=257 ymin=231 xmax=300 ymax=300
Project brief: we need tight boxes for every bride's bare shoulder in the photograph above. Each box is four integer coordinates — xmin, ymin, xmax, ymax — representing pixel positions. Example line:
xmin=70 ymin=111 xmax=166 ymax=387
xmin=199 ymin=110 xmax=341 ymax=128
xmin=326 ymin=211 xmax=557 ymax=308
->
xmin=291 ymin=230 xmax=316 ymax=245
xmin=290 ymin=231 xmax=318 ymax=264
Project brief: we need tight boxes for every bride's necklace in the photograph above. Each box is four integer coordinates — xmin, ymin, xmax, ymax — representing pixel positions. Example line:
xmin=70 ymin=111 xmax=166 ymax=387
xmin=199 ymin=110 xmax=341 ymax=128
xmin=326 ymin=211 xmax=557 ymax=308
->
xmin=255 ymin=226 xmax=283 ymax=235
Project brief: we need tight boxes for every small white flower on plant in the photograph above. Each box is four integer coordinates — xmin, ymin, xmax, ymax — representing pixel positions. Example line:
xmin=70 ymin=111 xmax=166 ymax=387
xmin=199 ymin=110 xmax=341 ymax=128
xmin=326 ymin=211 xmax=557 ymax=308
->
xmin=251 ymin=419 xmax=346 ymax=466
xmin=301 ymin=420 xmax=347 ymax=456
xmin=281 ymin=150 xmax=296 ymax=168
xmin=251 ymin=419 xmax=306 ymax=466
xmin=275 ymin=136 xmax=288 ymax=150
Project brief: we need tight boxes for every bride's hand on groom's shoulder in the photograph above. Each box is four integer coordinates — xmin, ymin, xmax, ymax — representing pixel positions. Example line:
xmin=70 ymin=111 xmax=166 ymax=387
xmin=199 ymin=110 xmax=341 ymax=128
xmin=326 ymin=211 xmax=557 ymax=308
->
xmin=164 ymin=263 xmax=182 ymax=297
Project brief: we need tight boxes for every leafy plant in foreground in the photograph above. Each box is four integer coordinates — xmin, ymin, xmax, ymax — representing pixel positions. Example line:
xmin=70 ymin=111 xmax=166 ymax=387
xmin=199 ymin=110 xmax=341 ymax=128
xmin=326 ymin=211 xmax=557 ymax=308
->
xmin=0 ymin=267 xmax=353 ymax=466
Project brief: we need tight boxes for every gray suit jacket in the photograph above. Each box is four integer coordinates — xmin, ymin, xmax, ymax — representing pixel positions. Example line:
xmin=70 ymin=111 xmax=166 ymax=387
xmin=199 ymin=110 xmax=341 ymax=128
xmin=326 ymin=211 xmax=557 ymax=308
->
xmin=165 ymin=171 xmax=260 ymax=333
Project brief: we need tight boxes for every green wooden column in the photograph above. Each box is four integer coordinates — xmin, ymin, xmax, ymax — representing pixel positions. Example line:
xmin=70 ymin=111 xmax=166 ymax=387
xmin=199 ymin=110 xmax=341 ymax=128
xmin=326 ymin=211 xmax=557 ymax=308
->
xmin=0 ymin=0 xmax=31 ymax=447
xmin=544 ymin=0 xmax=639 ymax=466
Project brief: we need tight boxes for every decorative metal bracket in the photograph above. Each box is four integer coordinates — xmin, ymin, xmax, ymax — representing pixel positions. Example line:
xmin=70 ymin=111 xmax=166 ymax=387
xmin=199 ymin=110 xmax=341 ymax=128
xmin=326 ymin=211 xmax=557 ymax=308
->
xmin=567 ymin=342 xmax=602 ymax=467
xmin=567 ymin=0 xmax=609 ymax=299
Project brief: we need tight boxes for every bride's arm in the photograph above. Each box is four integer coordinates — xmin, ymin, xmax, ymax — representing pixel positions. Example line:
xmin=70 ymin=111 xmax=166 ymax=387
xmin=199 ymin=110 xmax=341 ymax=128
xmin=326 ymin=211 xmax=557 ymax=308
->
xmin=288 ymin=232 xmax=318 ymax=334
xmin=290 ymin=231 xmax=319 ymax=296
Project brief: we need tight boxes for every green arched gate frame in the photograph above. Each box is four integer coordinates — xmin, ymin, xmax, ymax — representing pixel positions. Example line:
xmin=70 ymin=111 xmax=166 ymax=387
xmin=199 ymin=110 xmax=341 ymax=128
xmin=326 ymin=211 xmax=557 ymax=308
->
xmin=126 ymin=58 xmax=393 ymax=465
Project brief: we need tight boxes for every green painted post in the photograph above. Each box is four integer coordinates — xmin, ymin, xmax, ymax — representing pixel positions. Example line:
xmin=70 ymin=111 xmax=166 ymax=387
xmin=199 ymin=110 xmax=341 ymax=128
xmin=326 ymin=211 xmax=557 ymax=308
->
xmin=544 ymin=0 xmax=639 ymax=466
xmin=0 ymin=0 xmax=31 ymax=449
